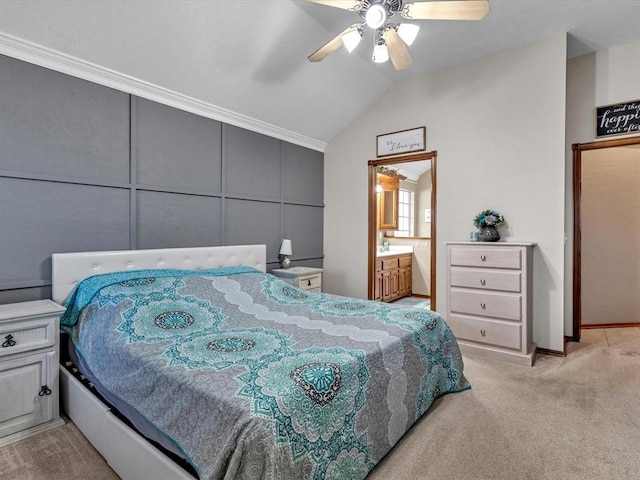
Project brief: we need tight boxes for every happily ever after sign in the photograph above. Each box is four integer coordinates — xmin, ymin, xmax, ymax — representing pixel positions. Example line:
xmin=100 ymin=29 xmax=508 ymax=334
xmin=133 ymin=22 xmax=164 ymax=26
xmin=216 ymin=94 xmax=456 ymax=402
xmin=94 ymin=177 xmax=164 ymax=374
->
xmin=596 ymin=100 xmax=640 ymax=138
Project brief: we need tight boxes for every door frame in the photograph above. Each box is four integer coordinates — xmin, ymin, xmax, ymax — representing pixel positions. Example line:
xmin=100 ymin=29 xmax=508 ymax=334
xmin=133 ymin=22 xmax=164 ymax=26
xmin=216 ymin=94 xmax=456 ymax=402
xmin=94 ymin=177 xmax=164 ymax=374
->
xmin=368 ymin=151 xmax=437 ymax=309
xmin=572 ymin=135 xmax=640 ymax=341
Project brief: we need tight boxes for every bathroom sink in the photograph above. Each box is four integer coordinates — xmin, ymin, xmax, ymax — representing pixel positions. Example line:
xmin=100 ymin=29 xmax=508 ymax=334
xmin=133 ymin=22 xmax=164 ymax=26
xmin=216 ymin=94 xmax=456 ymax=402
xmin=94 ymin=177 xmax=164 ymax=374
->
xmin=376 ymin=246 xmax=413 ymax=257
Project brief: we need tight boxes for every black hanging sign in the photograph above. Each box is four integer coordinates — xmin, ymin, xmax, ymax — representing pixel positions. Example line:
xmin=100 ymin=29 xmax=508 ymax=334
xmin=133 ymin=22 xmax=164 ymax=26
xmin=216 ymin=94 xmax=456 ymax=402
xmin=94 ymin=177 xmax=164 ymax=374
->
xmin=596 ymin=99 xmax=640 ymax=137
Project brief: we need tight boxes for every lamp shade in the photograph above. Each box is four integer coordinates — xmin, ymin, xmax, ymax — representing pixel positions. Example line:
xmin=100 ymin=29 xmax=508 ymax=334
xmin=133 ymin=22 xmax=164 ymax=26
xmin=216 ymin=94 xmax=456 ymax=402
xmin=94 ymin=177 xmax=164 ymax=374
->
xmin=341 ymin=28 xmax=363 ymax=53
xmin=279 ymin=239 xmax=293 ymax=256
xmin=398 ymin=23 xmax=419 ymax=46
xmin=372 ymin=43 xmax=389 ymax=63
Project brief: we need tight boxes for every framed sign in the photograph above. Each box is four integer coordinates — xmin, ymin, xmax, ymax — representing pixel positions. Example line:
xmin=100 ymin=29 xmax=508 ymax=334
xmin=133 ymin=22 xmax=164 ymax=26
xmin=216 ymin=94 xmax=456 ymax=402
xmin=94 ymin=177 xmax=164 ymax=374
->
xmin=596 ymin=100 xmax=640 ymax=137
xmin=377 ymin=126 xmax=426 ymax=157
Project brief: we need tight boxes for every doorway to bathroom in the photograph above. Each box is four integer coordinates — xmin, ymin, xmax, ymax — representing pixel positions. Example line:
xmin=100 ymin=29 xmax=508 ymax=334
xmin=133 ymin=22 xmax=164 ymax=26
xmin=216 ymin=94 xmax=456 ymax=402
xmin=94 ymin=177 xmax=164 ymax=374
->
xmin=367 ymin=151 xmax=437 ymax=310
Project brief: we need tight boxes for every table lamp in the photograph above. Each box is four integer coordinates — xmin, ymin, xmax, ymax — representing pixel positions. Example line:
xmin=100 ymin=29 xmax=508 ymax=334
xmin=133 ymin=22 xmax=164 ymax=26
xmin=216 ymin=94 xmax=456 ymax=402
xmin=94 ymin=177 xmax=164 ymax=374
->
xmin=279 ymin=239 xmax=292 ymax=268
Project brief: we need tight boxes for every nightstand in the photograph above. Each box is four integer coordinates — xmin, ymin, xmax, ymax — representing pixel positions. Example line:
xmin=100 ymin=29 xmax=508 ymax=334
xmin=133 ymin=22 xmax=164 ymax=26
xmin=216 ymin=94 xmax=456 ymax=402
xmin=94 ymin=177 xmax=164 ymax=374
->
xmin=271 ymin=267 xmax=323 ymax=292
xmin=0 ymin=300 xmax=66 ymax=446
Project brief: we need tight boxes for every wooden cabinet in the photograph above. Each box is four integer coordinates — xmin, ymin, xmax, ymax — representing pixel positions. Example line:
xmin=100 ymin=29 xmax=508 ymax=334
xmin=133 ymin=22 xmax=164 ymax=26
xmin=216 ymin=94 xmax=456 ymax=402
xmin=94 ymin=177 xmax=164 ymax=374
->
xmin=271 ymin=266 xmax=323 ymax=292
xmin=377 ymin=173 xmax=400 ymax=230
xmin=445 ymin=242 xmax=536 ymax=366
xmin=0 ymin=300 xmax=66 ymax=446
xmin=375 ymin=253 xmax=412 ymax=302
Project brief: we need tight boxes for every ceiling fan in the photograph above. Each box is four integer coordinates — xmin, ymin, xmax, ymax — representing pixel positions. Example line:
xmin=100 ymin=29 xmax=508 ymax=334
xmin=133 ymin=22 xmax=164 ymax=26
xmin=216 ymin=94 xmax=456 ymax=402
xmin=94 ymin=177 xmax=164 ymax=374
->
xmin=306 ymin=0 xmax=489 ymax=70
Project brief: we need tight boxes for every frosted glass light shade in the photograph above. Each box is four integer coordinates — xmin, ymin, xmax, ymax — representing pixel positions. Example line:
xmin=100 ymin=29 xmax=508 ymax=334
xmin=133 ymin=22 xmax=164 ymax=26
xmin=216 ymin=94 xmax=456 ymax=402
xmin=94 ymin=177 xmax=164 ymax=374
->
xmin=342 ymin=29 xmax=363 ymax=52
xmin=398 ymin=23 xmax=419 ymax=46
xmin=372 ymin=44 xmax=389 ymax=63
xmin=365 ymin=4 xmax=387 ymax=29
xmin=279 ymin=239 xmax=293 ymax=256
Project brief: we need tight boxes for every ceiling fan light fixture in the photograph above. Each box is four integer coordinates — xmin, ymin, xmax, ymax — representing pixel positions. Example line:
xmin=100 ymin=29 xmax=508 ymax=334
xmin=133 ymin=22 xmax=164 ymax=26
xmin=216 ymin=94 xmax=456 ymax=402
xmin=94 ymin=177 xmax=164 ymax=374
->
xmin=397 ymin=23 xmax=419 ymax=46
xmin=372 ymin=43 xmax=389 ymax=63
xmin=365 ymin=4 xmax=387 ymax=29
xmin=342 ymin=28 xmax=363 ymax=52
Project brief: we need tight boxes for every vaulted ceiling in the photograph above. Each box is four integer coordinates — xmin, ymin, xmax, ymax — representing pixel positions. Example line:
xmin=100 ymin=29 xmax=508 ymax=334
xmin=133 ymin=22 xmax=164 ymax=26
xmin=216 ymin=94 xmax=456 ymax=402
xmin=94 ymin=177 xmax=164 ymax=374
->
xmin=0 ymin=1 xmax=638 ymax=150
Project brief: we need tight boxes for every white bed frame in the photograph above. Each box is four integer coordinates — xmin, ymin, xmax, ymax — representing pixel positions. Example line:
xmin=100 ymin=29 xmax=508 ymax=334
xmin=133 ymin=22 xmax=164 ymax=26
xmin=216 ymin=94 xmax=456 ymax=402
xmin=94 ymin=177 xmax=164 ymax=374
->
xmin=52 ymin=245 xmax=267 ymax=480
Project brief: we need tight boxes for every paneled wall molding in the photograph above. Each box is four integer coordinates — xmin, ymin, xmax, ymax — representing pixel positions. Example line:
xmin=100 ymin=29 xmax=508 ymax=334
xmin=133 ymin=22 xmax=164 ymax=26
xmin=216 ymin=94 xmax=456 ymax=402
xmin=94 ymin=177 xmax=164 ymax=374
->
xmin=0 ymin=280 xmax=51 ymax=291
xmin=0 ymin=169 xmax=131 ymax=190
xmin=0 ymin=53 xmax=323 ymax=304
xmin=0 ymin=31 xmax=326 ymax=153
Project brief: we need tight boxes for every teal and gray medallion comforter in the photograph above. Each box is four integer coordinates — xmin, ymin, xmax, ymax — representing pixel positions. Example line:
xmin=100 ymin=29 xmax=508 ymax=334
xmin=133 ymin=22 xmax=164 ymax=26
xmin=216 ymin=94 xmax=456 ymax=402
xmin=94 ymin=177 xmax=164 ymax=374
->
xmin=62 ymin=267 xmax=470 ymax=480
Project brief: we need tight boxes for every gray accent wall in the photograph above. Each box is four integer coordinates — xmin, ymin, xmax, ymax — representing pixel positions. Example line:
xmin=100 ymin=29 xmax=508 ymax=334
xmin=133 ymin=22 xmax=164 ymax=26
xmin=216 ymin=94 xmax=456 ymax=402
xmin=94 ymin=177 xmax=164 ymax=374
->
xmin=0 ymin=54 xmax=323 ymax=304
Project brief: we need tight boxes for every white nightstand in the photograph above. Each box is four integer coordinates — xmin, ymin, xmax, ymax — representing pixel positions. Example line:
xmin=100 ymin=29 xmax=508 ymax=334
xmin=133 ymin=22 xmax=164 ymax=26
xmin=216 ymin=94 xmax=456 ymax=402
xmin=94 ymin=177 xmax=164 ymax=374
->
xmin=0 ymin=300 xmax=66 ymax=446
xmin=271 ymin=267 xmax=323 ymax=292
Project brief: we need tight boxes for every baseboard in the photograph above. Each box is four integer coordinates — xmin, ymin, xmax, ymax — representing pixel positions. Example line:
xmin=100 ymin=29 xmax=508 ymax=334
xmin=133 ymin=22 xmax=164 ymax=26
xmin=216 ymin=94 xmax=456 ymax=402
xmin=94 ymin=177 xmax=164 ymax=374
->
xmin=536 ymin=347 xmax=566 ymax=357
xmin=581 ymin=322 xmax=640 ymax=329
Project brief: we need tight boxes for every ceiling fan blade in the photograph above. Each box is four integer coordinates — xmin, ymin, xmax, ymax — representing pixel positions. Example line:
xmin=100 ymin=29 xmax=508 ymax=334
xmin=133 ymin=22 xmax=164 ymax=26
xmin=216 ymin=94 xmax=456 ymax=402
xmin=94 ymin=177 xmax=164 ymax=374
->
xmin=384 ymin=29 xmax=413 ymax=70
xmin=308 ymin=25 xmax=359 ymax=62
xmin=305 ymin=0 xmax=361 ymax=10
xmin=402 ymin=0 xmax=489 ymax=20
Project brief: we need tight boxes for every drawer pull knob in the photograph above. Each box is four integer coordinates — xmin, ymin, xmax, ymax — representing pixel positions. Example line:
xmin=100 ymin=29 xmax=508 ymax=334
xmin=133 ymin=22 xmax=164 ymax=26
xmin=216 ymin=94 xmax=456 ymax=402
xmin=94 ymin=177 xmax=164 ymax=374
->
xmin=480 ymin=329 xmax=486 ymax=337
xmin=480 ymin=279 xmax=486 ymax=286
xmin=2 ymin=334 xmax=16 ymax=348
xmin=38 ymin=385 xmax=52 ymax=396
xmin=480 ymin=302 xmax=486 ymax=309
xmin=480 ymin=255 xmax=486 ymax=261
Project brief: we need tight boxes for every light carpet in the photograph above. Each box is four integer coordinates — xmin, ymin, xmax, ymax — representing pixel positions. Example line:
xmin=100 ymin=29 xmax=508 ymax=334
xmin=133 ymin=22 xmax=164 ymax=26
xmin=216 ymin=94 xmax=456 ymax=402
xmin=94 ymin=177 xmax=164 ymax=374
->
xmin=2 ymin=340 xmax=639 ymax=480
xmin=0 ymin=421 xmax=118 ymax=480
xmin=369 ymin=340 xmax=640 ymax=479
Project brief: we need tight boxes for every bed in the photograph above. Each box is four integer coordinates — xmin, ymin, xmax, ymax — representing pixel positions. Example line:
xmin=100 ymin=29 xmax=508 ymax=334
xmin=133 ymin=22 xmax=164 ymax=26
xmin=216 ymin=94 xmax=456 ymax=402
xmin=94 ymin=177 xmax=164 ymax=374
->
xmin=52 ymin=244 xmax=469 ymax=480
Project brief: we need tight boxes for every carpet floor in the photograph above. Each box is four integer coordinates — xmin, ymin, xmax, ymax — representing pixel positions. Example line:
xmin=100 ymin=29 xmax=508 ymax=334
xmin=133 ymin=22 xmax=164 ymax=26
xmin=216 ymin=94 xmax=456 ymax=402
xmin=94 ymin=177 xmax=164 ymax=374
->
xmin=2 ymin=331 xmax=639 ymax=480
xmin=0 ymin=420 xmax=118 ymax=480
xmin=369 ymin=333 xmax=640 ymax=479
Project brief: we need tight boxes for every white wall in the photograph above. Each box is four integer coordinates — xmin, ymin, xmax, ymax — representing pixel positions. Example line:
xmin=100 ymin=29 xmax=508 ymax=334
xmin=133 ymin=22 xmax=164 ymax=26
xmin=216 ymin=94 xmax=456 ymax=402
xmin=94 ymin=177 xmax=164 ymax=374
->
xmin=416 ymin=171 xmax=432 ymax=238
xmin=325 ymin=35 xmax=568 ymax=351
xmin=565 ymin=39 xmax=640 ymax=335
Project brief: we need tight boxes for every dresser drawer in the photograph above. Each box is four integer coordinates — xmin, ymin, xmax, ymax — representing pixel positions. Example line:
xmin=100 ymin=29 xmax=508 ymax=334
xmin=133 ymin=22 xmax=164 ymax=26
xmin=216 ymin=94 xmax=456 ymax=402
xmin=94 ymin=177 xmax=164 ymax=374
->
xmin=382 ymin=258 xmax=399 ymax=270
xmin=448 ymin=314 xmax=521 ymax=350
xmin=450 ymin=268 xmax=521 ymax=292
xmin=450 ymin=290 xmax=522 ymax=321
xmin=0 ymin=316 xmax=56 ymax=358
xmin=398 ymin=255 xmax=412 ymax=267
xmin=450 ymin=247 xmax=521 ymax=269
xmin=298 ymin=274 xmax=321 ymax=291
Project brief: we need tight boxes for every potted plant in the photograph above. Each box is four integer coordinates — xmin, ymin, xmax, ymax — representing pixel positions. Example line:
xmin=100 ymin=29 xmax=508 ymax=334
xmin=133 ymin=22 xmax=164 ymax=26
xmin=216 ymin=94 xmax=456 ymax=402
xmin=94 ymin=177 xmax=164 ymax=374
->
xmin=473 ymin=209 xmax=505 ymax=242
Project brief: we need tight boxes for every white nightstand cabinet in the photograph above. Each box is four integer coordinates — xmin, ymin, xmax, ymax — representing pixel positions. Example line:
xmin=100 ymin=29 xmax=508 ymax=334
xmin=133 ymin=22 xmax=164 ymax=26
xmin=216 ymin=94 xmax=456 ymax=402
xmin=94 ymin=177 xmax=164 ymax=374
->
xmin=270 ymin=267 xmax=323 ymax=292
xmin=0 ymin=300 xmax=66 ymax=446
xmin=446 ymin=242 xmax=536 ymax=366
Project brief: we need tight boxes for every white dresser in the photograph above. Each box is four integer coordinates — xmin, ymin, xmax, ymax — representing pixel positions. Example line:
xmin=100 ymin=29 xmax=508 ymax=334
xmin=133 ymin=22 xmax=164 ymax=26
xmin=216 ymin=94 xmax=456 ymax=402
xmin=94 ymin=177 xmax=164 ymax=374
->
xmin=0 ymin=300 xmax=66 ymax=445
xmin=270 ymin=267 xmax=323 ymax=292
xmin=445 ymin=242 xmax=536 ymax=366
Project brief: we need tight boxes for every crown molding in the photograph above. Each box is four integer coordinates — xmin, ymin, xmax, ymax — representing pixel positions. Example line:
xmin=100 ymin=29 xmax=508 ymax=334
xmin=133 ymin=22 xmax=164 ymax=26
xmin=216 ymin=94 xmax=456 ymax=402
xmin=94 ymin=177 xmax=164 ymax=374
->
xmin=0 ymin=31 xmax=326 ymax=152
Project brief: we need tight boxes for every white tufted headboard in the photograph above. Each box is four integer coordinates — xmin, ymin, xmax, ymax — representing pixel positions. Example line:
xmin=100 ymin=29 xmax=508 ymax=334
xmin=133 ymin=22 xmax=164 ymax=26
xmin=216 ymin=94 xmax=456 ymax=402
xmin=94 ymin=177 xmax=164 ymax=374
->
xmin=51 ymin=244 xmax=266 ymax=305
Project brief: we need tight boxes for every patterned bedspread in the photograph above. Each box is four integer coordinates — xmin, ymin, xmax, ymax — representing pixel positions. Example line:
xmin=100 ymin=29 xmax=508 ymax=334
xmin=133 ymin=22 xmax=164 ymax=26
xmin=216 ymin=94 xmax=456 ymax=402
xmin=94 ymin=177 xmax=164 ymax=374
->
xmin=62 ymin=267 xmax=469 ymax=480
